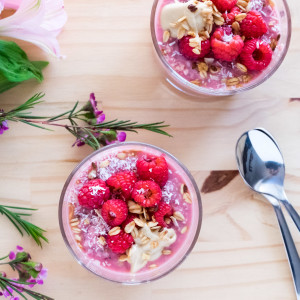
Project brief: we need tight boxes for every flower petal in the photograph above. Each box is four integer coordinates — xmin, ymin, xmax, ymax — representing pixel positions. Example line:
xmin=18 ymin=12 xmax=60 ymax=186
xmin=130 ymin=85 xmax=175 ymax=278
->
xmin=0 ymin=0 xmax=67 ymax=57
xmin=117 ymin=131 xmax=126 ymax=142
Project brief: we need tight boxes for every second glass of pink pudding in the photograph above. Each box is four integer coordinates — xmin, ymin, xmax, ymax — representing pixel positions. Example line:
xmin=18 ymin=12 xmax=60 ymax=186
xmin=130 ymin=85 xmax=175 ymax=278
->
xmin=59 ymin=142 xmax=202 ymax=284
xmin=151 ymin=0 xmax=291 ymax=96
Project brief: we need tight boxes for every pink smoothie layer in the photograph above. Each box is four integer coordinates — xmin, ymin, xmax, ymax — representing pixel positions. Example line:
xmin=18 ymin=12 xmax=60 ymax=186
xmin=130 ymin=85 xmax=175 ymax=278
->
xmin=62 ymin=144 xmax=200 ymax=282
xmin=155 ymin=0 xmax=281 ymax=90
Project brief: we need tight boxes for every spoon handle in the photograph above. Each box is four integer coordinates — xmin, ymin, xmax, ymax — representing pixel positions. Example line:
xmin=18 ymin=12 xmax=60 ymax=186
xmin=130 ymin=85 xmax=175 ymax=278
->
xmin=266 ymin=195 xmax=300 ymax=299
xmin=281 ymin=196 xmax=300 ymax=232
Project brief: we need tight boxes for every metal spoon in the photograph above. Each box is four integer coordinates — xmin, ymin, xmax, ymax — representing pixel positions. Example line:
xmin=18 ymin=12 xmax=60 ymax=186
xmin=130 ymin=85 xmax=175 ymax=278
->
xmin=236 ymin=128 xmax=300 ymax=229
xmin=236 ymin=128 xmax=300 ymax=299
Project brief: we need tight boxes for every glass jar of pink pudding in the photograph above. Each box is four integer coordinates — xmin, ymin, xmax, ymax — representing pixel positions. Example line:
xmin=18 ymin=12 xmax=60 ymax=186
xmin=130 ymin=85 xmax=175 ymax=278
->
xmin=151 ymin=0 xmax=291 ymax=96
xmin=59 ymin=142 xmax=202 ymax=284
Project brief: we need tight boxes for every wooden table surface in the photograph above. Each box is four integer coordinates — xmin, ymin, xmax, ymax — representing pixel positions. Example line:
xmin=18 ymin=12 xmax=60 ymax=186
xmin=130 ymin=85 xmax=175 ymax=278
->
xmin=1 ymin=0 xmax=300 ymax=299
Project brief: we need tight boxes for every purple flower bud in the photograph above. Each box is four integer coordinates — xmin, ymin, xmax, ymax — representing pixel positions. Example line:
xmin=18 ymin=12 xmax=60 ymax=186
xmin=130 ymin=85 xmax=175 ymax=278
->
xmin=0 ymin=272 xmax=6 ymax=277
xmin=117 ymin=132 xmax=126 ymax=142
xmin=34 ymin=263 xmax=43 ymax=272
xmin=96 ymin=113 xmax=105 ymax=124
xmin=16 ymin=246 xmax=23 ymax=252
xmin=9 ymin=251 xmax=16 ymax=260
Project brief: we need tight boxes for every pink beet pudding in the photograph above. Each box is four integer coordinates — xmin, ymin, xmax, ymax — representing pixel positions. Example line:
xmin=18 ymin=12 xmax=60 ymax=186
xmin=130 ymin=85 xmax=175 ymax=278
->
xmin=151 ymin=0 xmax=291 ymax=96
xmin=59 ymin=142 xmax=202 ymax=284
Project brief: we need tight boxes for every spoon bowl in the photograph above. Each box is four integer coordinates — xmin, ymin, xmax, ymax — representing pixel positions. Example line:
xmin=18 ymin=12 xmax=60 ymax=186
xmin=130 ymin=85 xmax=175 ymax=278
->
xmin=236 ymin=128 xmax=300 ymax=299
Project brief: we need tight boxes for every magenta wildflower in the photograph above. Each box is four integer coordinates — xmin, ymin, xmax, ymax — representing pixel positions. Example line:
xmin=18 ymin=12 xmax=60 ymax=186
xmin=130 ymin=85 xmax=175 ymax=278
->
xmin=117 ymin=131 xmax=126 ymax=142
xmin=0 ymin=120 xmax=9 ymax=135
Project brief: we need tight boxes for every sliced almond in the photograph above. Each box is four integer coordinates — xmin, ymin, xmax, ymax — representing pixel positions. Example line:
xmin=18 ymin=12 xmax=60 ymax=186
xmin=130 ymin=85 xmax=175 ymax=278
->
xmin=165 ymin=218 xmax=171 ymax=225
xmin=181 ymin=226 xmax=188 ymax=234
xmin=235 ymin=13 xmax=247 ymax=22
xmin=183 ymin=192 xmax=192 ymax=204
xmin=125 ymin=221 xmax=136 ymax=234
xmin=173 ymin=211 xmax=185 ymax=221
xmin=177 ymin=27 xmax=186 ymax=40
xmin=74 ymin=234 xmax=81 ymax=241
xmin=108 ymin=227 xmax=121 ymax=236
xmin=192 ymin=48 xmax=200 ymax=55
xmin=117 ymin=152 xmax=126 ymax=160
xmin=88 ymin=169 xmax=97 ymax=180
xmin=72 ymin=228 xmax=81 ymax=234
xmin=226 ymin=77 xmax=240 ymax=86
xmin=236 ymin=63 xmax=247 ymax=73
xmin=134 ymin=218 xmax=145 ymax=227
xmin=142 ymin=253 xmax=151 ymax=261
xmin=119 ymin=254 xmax=128 ymax=262
xmin=131 ymin=227 xmax=138 ymax=239
xmin=151 ymin=226 xmax=161 ymax=230
xmin=197 ymin=62 xmax=208 ymax=72
xmin=149 ymin=264 xmax=157 ymax=269
xmin=232 ymin=21 xmax=240 ymax=32
xmin=180 ymin=184 xmax=188 ymax=195
xmin=148 ymin=221 xmax=159 ymax=228
xmin=163 ymin=30 xmax=170 ymax=43
xmin=177 ymin=16 xmax=187 ymax=23
xmin=71 ymin=221 xmax=80 ymax=227
xmin=162 ymin=249 xmax=172 ymax=255
xmin=71 ymin=218 xmax=78 ymax=222
xmin=170 ymin=216 xmax=179 ymax=227
xmin=151 ymin=241 xmax=159 ymax=249
xmin=100 ymin=160 xmax=110 ymax=168
xmin=98 ymin=236 xmax=106 ymax=246
xmin=94 ymin=209 xmax=101 ymax=217
xmin=199 ymin=70 xmax=208 ymax=79
xmin=141 ymin=236 xmax=150 ymax=245
xmin=159 ymin=230 xmax=168 ymax=239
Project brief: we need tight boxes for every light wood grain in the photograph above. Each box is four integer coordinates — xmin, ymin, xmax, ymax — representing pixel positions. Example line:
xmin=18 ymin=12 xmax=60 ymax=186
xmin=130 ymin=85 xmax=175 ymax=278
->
xmin=0 ymin=0 xmax=300 ymax=299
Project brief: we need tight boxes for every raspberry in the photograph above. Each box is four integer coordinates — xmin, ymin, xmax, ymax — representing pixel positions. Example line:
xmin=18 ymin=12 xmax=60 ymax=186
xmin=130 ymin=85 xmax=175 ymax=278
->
xmin=78 ymin=179 xmax=110 ymax=209
xmin=136 ymin=155 xmax=168 ymax=187
xmin=132 ymin=181 xmax=162 ymax=207
xmin=212 ymin=0 xmax=237 ymax=12
xmin=106 ymin=171 xmax=137 ymax=200
xmin=178 ymin=36 xmax=211 ymax=61
xmin=101 ymin=199 xmax=128 ymax=227
xmin=222 ymin=7 xmax=241 ymax=25
xmin=154 ymin=202 xmax=173 ymax=228
xmin=240 ymin=11 xmax=268 ymax=39
xmin=239 ymin=39 xmax=272 ymax=71
xmin=106 ymin=230 xmax=134 ymax=254
xmin=211 ymin=27 xmax=244 ymax=62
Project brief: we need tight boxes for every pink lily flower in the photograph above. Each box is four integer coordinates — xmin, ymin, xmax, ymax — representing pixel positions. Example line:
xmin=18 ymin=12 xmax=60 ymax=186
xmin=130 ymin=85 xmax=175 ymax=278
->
xmin=0 ymin=0 xmax=67 ymax=57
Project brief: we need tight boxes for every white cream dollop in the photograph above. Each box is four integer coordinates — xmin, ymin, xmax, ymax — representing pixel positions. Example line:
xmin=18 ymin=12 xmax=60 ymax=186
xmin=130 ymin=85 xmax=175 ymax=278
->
xmin=127 ymin=223 xmax=177 ymax=273
xmin=160 ymin=0 xmax=213 ymax=38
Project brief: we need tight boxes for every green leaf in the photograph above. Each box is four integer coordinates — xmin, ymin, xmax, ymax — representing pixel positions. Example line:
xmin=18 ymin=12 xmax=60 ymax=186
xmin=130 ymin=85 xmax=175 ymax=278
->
xmin=0 ymin=41 xmax=48 ymax=93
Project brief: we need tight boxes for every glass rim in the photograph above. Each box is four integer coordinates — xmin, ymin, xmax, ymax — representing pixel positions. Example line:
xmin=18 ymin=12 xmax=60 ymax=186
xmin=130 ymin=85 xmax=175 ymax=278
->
xmin=150 ymin=0 xmax=292 ymax=96
xmin=58 ymin=141 xmax=203 ymax=284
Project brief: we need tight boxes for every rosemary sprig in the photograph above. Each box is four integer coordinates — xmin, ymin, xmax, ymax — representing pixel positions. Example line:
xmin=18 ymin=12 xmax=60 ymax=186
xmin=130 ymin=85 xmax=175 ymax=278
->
xmin=0 ymin=205 xmax=48 ymax=247
xmin=0 ymin=93 xmax=172 ymax=149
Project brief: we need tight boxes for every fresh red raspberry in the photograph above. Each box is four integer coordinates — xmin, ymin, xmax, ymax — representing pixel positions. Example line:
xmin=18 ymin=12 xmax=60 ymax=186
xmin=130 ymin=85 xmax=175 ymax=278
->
xmin=154 ymin=202 xmax=173 ymax=228
xmin=239 ymin=39 xmax=272 ymax=71
xmin=222 ymin=7 xmax=241 ymax=25
xmin=78 ymin=179 xmax=110 ymax=209
xmin=240 ymin=11 xmax=268 ymax=38
xmin=132 ymin=181 xmax=162 ymax=208
xmin=106 ymin=230 xmax=134 ymax=254
xmin=178 ymin=36 xmax=211 ymax=61
xmin=121 ymin=213 xmax=136 ymax=229
xmin=101 ymin=199 xmax=128 ymax=226
xmin=212 ymin=0 xmax=237 ymax=13
xmin=211 ymin=27 xmax=244 ymax=62
xmin=136 ymin=155 xmax=168 ymax=187
xmin=106 ymin=171 xmax=137 ymax=200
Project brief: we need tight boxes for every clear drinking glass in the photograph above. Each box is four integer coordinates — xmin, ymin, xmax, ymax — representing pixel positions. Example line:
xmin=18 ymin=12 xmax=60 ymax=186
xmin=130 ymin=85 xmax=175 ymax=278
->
xmin=59 ymin=142 xmax=202 ymax=284
xmin=150 ymin=0 xmax=291 ymax=96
